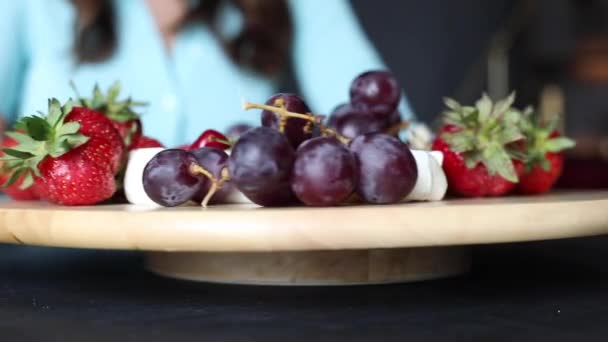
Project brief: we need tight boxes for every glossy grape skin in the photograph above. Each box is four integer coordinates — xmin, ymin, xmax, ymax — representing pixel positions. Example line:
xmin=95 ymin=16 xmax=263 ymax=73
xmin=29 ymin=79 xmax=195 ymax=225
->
xmin=228 ymin=127 xmax=297 ymax=206
xmin=291 ymin=137 xmax=357 ymax=206
xmin=261 ymin=93 xmax=312 ymax=148
xmin=327 ymin=103 xmax=389 ymax=139
xmin=143 ymin=149 xmax=205 ymax=207
xmin=350 ymin=71 xmax=401 ymax=116
xmin=190 ymin=147 xmax=232 ymax=204
xmin=350 ymin=133 xmax=417 ymax=204
xmin=225 ymin=123 xmax=253 ymax=141
xmin=326 ymin=103 xmax=350 ymax=128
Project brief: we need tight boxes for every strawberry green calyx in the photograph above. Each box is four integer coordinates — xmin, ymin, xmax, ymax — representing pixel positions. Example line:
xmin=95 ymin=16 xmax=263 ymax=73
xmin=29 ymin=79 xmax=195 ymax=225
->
xmin=440 ymin=93 xmax=524 ymax=182
xmin=73 ymin=81 xmax=146 ymax=123
xmin=519 ymin=108 xmax=576 ymax=171
xmin=0 ymin=99 xmax=89 ymax=189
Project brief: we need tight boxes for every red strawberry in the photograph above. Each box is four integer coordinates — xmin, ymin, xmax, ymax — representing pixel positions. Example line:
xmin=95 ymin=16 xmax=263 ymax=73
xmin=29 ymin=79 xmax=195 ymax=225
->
xmin=35 ymin=149 xmax=116 ymax=205
xmin=0 ymin=135 xmax=39 ymax=201
xmin=433 ymin=138 xmax=522 ymax=197
xmin=1 ymin=99 xmax=125 ymax=205
xmin=130 ymin=136 xmax=164 ymax=149
xmin=516 ymin=114 xmax=575 ymax=195
xmin=432 ymin=94 xmax=524 ymax=197
xmin=517 ymin=153 xmax=564 ymax=194
xmin=189 ymin=129 xmax=231 ymax=150
xmin=74 ymin=82 xmax=146 ymax=149
xmin=112 ymin=119 xmax=142 ymax=149
xmin=66 ymin=107 xmax=126 ymax=174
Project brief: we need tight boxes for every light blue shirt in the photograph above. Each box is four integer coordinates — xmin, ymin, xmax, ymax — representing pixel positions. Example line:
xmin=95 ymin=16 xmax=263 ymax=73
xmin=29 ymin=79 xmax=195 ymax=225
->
xmin=0 ymin=0 xmax=415 ymax=147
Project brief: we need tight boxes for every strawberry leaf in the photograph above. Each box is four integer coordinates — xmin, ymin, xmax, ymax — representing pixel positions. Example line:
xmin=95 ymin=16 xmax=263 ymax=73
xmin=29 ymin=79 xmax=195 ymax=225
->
xmin=461 ymin=108 xmax=479 ymax=128
xmin=503 ymin=110 xmax=521 ymax=126
xmin=0 ymin=155 xmax=20 ymax=162
xmin=540 ymin=158 xmax=551 ymax=171
xmin=56 ymin=122 xmax=81 ymax=136
xmin=482 ymin=143 xmax=518 ymax=182
xmin=65 ymin=134 xmax=90 ymax=148
xmin=92 ymin=84 xmax=103 ymax=108
xmin=444 ymin=111 xmax=464 ymax=127
xmin=498 ymin=126 xmax=524 ymax=145
xmin=4 ymin=142 xmax=44 ymax=155
xmin=2 ymin=149 xmax=34 ymax=159
xmin=464 ymin=151 xmax=483 ymax=169
xmin=444 ymin=98 xmax=461 ymax=111
xmin=5 ymin=131 xmax=38 ymax=146
xmin=2 ymin=168 xmax=25 ymax=188
xmin=545 ymin=137 xmax=576 ymax=152
xmin=107 ymin=82 xmax=121 ymax=102
xmin=19 ymin=116 xmax=51 ymax=141
xmin=543 ymin=117 xmax=559 ymax=134
xmin=507 ymin=148 xmax=527 ymax=161
xmin=62 ymin=100 xmax=74 ymax=118
xmin=475 ymin=94 xmax=492 ymax=122
xmin=491 ymin=92 xmax=516 ymax=118
xmin=19 ymin=171 xmax=34 ymax=190
xmin=442 ymin=132 xmax=475 ymax=152
xmin=47 ymin=99 xmax=64 ymax=127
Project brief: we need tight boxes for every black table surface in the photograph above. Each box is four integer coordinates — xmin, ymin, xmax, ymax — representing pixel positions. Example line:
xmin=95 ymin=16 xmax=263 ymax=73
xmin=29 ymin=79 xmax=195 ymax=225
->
xmin=2 ymin=236 xmax=608 ymax=342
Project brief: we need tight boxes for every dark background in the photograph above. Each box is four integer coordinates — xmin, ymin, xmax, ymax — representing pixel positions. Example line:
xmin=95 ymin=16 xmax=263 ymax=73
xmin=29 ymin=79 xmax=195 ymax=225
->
xmin=352 ymin=0 xmax=514 ymax=121
xmin=3 ymin=236 xmax=608 ymax=341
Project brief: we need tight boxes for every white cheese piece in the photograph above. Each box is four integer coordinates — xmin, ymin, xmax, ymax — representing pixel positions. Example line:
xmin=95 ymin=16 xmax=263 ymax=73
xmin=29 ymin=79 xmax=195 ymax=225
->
xmin=427 ymin=154 xmax=448 ymax=201
xmin=124 ymin=148 xmax=165 ymax=206
xmin=404 ymin=150 xmax=448 ymax=202
xmin=405 ymin=150 xmax=433 ymax=201
xmin=429 ymin=151 xmax=444 ymax=166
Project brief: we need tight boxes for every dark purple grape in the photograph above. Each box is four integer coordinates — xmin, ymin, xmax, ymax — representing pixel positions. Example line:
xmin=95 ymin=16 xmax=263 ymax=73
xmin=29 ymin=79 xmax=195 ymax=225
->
xmin=261 ymin=93 xmax=312 ymax=148
xmin=327 ymin=103 xmax=389 ymax=139
xmin=190 ymin=147 xmax=232 ymax=204
xmin=225 ymin=123 xmax=253 ymax=141
xmin=386 ymin=110 xmax=402 ymax=137
xmin=291 ymin=137 xmax=357 ymax=206
xmin=388 ymin=110 xmax=402 ymax=126
xmin=326 ymin=103 xmax=350 ymax=128
xmin=143 ymin=149 xmax=206 ymax=207
xmin=228 ymin=127 xmax=297 ymax=206
xmin=350 ymin=70 xmax=401 ymax=116
xmin=349 ymin=133 xmax=417 ymax=204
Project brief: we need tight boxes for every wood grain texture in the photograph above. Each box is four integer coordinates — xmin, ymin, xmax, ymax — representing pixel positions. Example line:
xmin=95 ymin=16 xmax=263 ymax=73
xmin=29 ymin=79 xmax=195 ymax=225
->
xmin=0 ymin=191 xmax=607 ymax=252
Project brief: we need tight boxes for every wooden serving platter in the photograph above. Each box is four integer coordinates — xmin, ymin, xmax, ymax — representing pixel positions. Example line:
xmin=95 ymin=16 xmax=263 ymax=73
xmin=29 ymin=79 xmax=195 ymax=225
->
xmin=1 ymin=191 xmax=607 ymax=285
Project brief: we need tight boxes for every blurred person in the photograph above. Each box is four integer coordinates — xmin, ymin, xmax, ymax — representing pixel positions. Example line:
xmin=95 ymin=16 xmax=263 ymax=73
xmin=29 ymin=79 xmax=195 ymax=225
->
xmin=0 ymin=0 xmax=414 ymax=147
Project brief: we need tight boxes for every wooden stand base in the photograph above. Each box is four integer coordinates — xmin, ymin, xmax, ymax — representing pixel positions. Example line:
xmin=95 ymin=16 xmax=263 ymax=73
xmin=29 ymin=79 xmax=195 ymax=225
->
xmin=145 ymin=247 xmax=471 ymax=286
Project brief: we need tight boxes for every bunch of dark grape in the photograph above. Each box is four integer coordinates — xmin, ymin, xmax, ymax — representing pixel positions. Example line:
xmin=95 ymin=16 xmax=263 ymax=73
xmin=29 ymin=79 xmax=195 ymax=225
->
xmin=142 ymin=70 xmax=418 ymax=208
xmin=327 ymin=71 xmax=405 ymax=139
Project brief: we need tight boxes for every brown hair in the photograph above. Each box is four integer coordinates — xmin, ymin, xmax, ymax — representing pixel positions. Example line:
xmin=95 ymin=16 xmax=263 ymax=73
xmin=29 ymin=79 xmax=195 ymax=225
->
xmin=72 ymin=0 xmax=292 ymax=76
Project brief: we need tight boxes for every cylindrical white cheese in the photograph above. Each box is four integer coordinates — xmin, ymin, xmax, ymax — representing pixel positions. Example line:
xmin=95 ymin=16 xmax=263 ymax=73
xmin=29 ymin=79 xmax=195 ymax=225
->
xmin=124 ymin=148 xmax=165 ymax=206
xmin=404 ymin=150 xmax=447 ymax=202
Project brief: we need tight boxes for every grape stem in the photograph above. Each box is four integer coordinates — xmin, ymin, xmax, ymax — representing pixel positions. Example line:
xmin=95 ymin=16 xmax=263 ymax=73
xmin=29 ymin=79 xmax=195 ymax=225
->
xmin=242 ymin=101 xmax=351 ymax=145
xmin=208 ymin=135 xmax=232 ymax=147
xmin=189 ymin=164 xmax=231 ymax=208
xmin=385 ymin=121 xmax=410 ymax=137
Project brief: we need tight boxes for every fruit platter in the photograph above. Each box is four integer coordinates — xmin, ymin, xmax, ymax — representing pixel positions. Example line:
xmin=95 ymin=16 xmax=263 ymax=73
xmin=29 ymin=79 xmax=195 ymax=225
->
xmin=1 ymin=71 xmax=607 ymax=285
